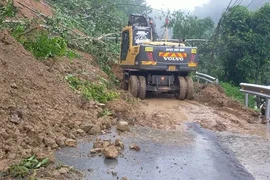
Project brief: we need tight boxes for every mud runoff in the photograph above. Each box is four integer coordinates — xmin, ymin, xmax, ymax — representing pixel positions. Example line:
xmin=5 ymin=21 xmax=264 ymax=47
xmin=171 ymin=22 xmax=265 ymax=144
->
xmin=55 ymin=125 xmax=254 ymax=180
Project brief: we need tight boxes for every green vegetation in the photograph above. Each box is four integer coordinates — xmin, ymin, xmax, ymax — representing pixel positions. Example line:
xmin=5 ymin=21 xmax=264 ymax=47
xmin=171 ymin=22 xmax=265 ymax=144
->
xmin=45 ymin=0 xmax=150 ymax=85
xmin=66 ymin=75 xmax=119 ymax=103
xmin=98 ymin=108 xmax=113 ymax=117
xmin=220 ymin=82 xmax=255 ymax=107
xmin=169 ymin=3 xmax=270 ymax=107
xmin=2 ymin=155 xmax=50 ymax=178
xmin=169 ymin=3 xmax=270 ymax=86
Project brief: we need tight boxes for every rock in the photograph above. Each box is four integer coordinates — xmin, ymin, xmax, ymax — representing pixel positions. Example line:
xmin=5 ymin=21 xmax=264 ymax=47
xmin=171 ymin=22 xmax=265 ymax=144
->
xmin=116 ymin=120 xmax=129 ymax=132
xmin=59 ymin=167 xmax=70 ymax=174
xmin=100 ymin=116 xmax=112 ymax=129
xmin=81 ymin=123 xmax=95 ymax=133
xmin=115 ymin=139 xmax=124 ymax=149
xmin=10 ymin=82 xmax=18 ymax=89
xmin=90 ymin=148 xmax=102 ymax=154
xmin=103 ymin=146 xmax=119 ymax=159
xmin=122 ymin=177 xmax=128 ymax=180
xmin=76 ymin=129 xmax=85 ymax=135
xmin=95 ymin=102 xmax=105 ymax=108
xmin=111 ymin=119 xmax=117 ymax=125
xmin=116 ymin=146 xmax=122 ymax=152
xmin=89 ymin=125 xmax=101 ymax=135
xmin=102 ymin=140 xmax=110 ymax=148
xmin=93 ymin=141 xmax=103 ymax=149
xmin=44 ymin=137 xmax=56 ymax=147
xmin=90 ymin=149 xmax=97 ymax=154
xmin=129 ymin=144 xmax=140 ymax=151
xmin=65 ymin=139 xmax=77 ymax=147
xmin=56 ymin=137 xmax=65 ymax=147
xmin=111 ymin=170 xmax=117 ymax=176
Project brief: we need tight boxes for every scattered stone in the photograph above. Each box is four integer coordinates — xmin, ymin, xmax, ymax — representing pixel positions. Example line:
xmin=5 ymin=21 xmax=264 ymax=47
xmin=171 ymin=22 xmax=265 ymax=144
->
xmin=90 ymin=148 xmax=102 ymax=154
xmin=95 ymin=102 xmax=105 ymax=108
xmin=59 ymin=167 xmax=70 ymax=174
xmin=115 ymin=138 xmax=124 ymax=149
xmin=81 ymin=123 xmax=95 ymax=133
xmin=116 ymin=120 xmax=129 ymax=132
xmin=111 ymin=119 xmax=117 ymax=125
xmin=76 ymin=129 xmax=85 ymax=135
xmin=9 ymin=112 xmax=22 ymax=124
xmin=93 ymin=141 xmax=103 ymax=149
xmin=116 ymin=146 xmax=122 ymax=152
xmin=129 ymin=144 xmax=140 ymax=151
xmin=102 ymin=140 xmax=111 ymax=148
xmin=111 ymin=170 xmax=118 ymax=176
xmin=56 ymin=137 xmax=65 ymax=147
xmin=104 ymin=146 xmax=119 ymax=159
xmin=10 ymin=82 xmax=18 ymax=89
xmin=90 ymin=149 xmax=97 ymax=154
xmin=89 ymin=125 xmax=101 ymax=135
xmin=44 ymin=137 xmax=56 ymax=147
xmin=65 ymin=139 xmax=77 ymax=147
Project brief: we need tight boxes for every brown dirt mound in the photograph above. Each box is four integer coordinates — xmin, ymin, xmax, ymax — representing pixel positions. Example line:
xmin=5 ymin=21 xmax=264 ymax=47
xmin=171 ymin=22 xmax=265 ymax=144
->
xmin=44 ymin=50 xmax=108 ymax=83
xmin=194 ymin=84 xmax=259 ymax=122
xmin=105 ymin=99 xmax=139 ymax=124
xmin=112 ymin=64 xmax=123 ymax=81
xmin=0 ymin=30 xmax=104 ymax=166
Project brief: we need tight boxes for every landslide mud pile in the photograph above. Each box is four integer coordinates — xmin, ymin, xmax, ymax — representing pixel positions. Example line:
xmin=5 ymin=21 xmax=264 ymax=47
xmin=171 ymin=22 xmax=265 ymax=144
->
xmin=0 ymin=31 xmax=105 ymax=165
xmin=194 ymin=83 xmax=260 ymax=123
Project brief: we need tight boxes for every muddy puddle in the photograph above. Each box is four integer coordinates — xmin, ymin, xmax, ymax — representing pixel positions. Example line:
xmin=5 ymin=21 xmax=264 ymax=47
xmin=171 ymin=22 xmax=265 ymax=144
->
xmin=55 ymin=124 xmax=254 ymax=180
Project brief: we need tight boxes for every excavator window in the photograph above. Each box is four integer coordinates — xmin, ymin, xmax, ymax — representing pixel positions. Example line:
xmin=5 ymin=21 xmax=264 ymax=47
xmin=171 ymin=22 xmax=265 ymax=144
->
xmin=120 ymin=30 xmax=130 ymax=61
xmin=133 ymin=30 xmax=151 ymax=45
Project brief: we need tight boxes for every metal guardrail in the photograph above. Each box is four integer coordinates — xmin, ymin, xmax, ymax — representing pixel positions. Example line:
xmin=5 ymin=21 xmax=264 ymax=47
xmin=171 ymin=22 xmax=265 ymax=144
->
xmin=195 ymin=72 xmax=219 ymax=84
xmin=240 ymin=83 xmax=270 ymax=119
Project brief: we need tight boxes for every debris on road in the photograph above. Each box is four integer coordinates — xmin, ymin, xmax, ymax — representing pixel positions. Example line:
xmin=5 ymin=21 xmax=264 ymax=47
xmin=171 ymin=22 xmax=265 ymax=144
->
xmin=129 ymin=144 xmax=140 ymax=151
xmin=117 ymin=120 xmax=130 ymax=132
xmin=104 ymin=146 xmax=119 ymax=159
xmin=90 ymin=138 xmax=125 ymax=158
xmin=65 ymin=139 xmax=77 ymax=147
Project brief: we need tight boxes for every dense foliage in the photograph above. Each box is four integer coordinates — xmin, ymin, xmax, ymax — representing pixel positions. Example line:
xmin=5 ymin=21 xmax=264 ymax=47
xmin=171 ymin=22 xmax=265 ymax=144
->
xmin=219 ymin=4 xmax=270 ymax=85
xmin=46 ymin=0 xmax=150 ymax=84
xmin=169 ymin=3 xmax=270 ymax=86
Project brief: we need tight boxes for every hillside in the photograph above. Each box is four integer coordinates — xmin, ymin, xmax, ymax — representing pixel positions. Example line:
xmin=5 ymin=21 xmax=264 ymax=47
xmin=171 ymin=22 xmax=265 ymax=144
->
xmin=0 ymin=0 xmax=268 ymax=179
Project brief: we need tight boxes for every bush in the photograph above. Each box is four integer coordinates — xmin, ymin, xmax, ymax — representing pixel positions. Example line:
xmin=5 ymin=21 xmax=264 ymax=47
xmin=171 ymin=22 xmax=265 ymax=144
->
xmin=18 ymin=31 xmax=78 ymax=60
xmin=220 ymin=82 xmax=255 ymax=108
xmin=66 ymin=75 xmax=119 ymax=103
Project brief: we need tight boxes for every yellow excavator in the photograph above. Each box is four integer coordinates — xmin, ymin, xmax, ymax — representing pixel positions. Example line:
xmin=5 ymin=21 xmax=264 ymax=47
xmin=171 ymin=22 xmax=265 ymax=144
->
xmin=119 ymin=14 xmax=198 ymax=100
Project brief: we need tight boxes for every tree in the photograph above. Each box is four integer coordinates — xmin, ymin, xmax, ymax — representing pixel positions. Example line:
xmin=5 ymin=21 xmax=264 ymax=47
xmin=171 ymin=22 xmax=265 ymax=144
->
xmin=218 ymin=3 xmax=270 ymax=85
xmin=169 ymin=11 xmax=215 ymax=39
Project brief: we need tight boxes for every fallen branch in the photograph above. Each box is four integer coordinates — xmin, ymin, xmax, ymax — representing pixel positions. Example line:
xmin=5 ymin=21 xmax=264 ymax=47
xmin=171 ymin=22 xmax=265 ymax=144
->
xmin=17 ymin=25 xmax=48 ymax=38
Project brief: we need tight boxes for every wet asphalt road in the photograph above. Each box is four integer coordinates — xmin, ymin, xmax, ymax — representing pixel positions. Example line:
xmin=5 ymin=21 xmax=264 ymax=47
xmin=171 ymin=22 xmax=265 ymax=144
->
xmin=55 ymin=123 xmax=255 ymax=180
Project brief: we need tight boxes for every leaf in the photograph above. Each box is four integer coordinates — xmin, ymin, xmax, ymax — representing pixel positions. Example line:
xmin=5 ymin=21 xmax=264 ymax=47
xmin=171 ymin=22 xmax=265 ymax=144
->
xmin=35 ymin=158 xmax=50 ymax=168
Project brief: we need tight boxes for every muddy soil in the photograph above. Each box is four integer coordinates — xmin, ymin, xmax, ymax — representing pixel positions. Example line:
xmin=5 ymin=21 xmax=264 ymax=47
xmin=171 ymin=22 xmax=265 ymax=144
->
xmin=107 ymin=90 xmax=263 ymax=136
xmin=0 ymin=30 xmax=105 ymax=169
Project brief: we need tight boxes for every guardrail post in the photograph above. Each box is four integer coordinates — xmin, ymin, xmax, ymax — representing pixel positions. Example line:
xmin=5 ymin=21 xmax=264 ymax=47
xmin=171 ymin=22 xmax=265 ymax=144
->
xmin=266 ymin=98 xmax=270 ymax=120
xmin=244 ymin=93 xmax=249 ymax=107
